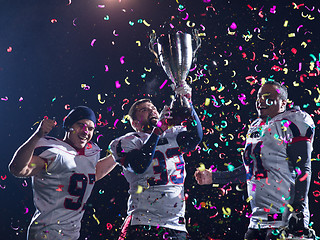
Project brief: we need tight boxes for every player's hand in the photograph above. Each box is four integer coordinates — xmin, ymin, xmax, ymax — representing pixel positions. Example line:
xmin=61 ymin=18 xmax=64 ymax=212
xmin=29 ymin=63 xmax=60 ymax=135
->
xmin=150 ymin=105 xmax=172 ymax=135
xmin=194 ymin=168 xmax=213 ymax=185
xmin=157 ymin=105 xmax=172 ymax=126
xmin=288 ymin=211 xmax=306 ymax=236
xmin=174 ymin=80 xmax=192 ymax=100
xmin=35 ymin=118 xmax=56 ymax=138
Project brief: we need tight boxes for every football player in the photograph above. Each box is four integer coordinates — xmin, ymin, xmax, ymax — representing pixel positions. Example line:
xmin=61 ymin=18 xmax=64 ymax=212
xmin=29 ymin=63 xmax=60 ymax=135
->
xmin=194 ymin=81 xmax=317 ymax=240
xmin=9 ymin=106 xmax=116 ymax=240
xmin=109 ymin=81 xmax=203 ymax=240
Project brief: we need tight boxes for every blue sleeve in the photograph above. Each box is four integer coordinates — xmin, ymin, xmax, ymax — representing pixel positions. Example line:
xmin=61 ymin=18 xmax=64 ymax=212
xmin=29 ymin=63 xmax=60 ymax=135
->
xmin=211 ymin=165 xmax=247 ymax=184
xmin=121 ymin=133 xmax=159 ymax=174
xmin=176 ymin=103 xmax=203 ymax=152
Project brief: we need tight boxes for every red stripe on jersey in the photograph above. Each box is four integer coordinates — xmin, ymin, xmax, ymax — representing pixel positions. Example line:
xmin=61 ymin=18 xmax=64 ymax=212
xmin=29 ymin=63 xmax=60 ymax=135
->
xmin=291 ymin=136 xmax=311 ymax=144
xmin=118 ymin=215 xmax=132 ymax=240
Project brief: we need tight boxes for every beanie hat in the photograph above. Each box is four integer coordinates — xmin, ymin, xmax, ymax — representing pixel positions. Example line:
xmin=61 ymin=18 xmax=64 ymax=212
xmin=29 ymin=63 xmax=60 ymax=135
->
xmin=63 ymin=106 xmax=96 ymax=131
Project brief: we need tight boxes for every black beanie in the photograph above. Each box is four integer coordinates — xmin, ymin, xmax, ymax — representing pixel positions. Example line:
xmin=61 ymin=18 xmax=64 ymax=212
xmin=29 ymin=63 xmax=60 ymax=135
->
xmin=63 ymin=106 xmax=96 ymax=131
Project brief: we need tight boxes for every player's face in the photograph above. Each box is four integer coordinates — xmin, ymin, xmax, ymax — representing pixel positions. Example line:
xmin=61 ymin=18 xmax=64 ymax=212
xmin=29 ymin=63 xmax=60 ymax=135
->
xmin=65 ymin=119 xmax=95 ymax=150
xmin=256 ymin=84 xmax=286 ymax=122
xmin=134 ymin=102 xmax=159 ymax=133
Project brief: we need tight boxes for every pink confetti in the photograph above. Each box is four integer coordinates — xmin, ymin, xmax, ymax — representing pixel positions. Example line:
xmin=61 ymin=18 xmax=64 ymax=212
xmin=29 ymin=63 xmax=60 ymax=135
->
xmin=114 ymin=119 xmax=119 ymax=128
xmin=91 ymin=39 xmax=96 ymax=47
xmin=115 ymin=81 xmax=121 ymax=88
xmin=120 ymin=56 xmax=125 ymax=64
xmin=24 ymin=207 xmax=29 ymax=214
xmin=159 ymin=79 xmax=168 ymax=89
xmin=182 ymin=13 xmax=189 ymax=20
xmin=270 ymin=6 xmax=276 ymax=14
xmin=230 ymin=22 xmax=237 ymax=30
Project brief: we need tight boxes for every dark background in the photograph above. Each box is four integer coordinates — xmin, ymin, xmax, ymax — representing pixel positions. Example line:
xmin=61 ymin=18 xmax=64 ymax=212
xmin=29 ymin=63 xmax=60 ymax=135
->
xmin=1 ymin=0 xmax=319 ymax=239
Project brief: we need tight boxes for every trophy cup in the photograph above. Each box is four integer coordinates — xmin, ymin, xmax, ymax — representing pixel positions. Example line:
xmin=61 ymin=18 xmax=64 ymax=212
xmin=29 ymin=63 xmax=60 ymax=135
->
xmin=149 ymin=29 xmax=201 ymax=125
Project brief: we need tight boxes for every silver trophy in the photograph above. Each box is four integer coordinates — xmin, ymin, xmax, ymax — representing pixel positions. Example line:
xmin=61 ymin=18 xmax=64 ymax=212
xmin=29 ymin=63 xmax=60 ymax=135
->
xmin=149 ymin=29 xmax=201 ymax=125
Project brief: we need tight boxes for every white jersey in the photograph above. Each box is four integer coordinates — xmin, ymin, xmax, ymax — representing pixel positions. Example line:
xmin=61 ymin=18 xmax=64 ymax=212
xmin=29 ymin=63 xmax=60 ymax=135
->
xmin=28 ymin=136 xmax=100 ymax=240
xmin=244 ymin=109 xmax=314 ymax=229
xmin=110 ymin=126 xmax=187 ymax=232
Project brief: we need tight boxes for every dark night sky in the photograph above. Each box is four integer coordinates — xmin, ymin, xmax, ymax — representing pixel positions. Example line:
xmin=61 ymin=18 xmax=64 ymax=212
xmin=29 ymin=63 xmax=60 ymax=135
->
xmin=1 ymin=0 xmax=320 ymax=239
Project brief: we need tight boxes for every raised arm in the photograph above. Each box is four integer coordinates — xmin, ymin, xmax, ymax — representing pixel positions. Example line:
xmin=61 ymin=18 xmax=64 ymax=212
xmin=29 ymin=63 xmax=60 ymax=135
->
xmin=176 ymin=102 xmax=203 ymax=152
xmin=95 ymin=154 xmax=117 ymax=181
xmin=8 ymin=119 xmax=56 ymax=178
xmin=174 ymin=81 xmax=203 ymax=152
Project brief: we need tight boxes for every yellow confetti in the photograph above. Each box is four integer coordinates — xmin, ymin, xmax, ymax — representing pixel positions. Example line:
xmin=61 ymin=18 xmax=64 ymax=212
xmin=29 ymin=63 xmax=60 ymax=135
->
xmin=136 ymin=185 xmax=143 ymax=194
xmin=186 ymin=21 xmax=195 ymax=27
xmin=224 ymin=100 xmax=232 ymax=105
xmin=136 ymin=41 xmax=141 ymax=46
xmin=204 ymin=98 xmax=211 ymax=106
xmin=98 ymin=94 xmax=105 ymax=104
xmin=228 ymin=134 xmax=234 ymax=140
xmin=121 ymin=115 xmax=130 ymax=123
xmin=296 ymin=156 xmax=302 ymax=163
xmin=288 ymin=33 xmax=295 ymax=37
xmin=246 ymin=196 xmax=253 ymax=202
xmin=33 ymin=121 xmax=40 ymax=126
xmin=142 ymin=19 xmax=151 ymax=27
xmin=124 ymin=77 xmax=130 ymax=85
xmin=198 ymin=162 xmax=206 ymax=171
xmin=283 ymin=20 xmax=289 ymax=27
xmin=314 ymin=95 xmax=320 ymax=103
xmin=217 ymin=84 xmax=225 ymax=92
xmin=234 ymin=103 xmax=240 ymax=110
xmin=228 ymin=29 xmax=236 ymax=35
xmin=203 ymin=78 xmax=209 ymax=84
xmin=293 ymin=81 xmax=299 ymax=87
xmin=301 ymin=41 xmax=307 ymax=48
xmin=222 ymin=207 xmax=231 ymax=216
xmin=287 ymin=204 xmax=294 ymax=212
xmin=308 ymin=15 xmax=315 ymax=20
xmin=93 ymin=214 xmax=100 ymax=225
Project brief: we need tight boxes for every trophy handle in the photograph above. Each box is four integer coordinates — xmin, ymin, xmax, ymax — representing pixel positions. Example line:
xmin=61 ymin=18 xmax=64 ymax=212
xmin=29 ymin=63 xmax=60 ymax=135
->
xmin=149 ymin=32 xmax=159 ymax=64
xmin=192 ymin=29 xmax=201 ymax=62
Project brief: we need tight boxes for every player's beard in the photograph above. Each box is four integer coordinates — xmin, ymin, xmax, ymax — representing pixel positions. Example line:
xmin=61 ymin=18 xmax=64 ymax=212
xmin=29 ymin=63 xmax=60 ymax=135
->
xmin=142 ymin=117 xmax=157 ymax=133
